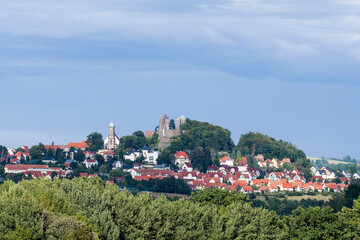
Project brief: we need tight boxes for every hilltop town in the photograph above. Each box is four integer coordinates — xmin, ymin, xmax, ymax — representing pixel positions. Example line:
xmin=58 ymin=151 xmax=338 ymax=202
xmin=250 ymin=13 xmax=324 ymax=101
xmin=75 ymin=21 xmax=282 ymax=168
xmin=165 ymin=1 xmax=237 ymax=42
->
xmin=0 ymin=116 xmax=357 ymax=194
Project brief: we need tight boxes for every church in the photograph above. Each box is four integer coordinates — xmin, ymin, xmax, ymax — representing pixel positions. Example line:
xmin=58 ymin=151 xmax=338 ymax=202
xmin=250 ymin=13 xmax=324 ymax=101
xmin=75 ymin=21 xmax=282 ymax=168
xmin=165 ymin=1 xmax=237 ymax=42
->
xmin=104 ymin=121 xmax=121 ymax=150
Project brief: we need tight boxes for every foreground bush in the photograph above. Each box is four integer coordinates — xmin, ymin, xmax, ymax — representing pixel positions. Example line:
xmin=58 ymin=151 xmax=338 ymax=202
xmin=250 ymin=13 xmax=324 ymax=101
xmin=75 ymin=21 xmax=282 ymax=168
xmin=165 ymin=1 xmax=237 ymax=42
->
xmin=0 ymin=178 xmax=358 ymax=239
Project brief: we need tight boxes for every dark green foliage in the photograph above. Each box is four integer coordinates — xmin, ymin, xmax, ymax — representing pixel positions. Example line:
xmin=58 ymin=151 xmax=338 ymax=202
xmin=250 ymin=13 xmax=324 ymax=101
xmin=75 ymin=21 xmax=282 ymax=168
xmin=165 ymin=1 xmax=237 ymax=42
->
xmin=329 ymin=184 xmax=360 ymax=211
xmin=109 ymin=170 xmax=123 ymax=179
xmin=148 ymin=132 xmax=159 ymax=147
xmin=252 ymin=196 xmax=328 ymax=215
xmin=2 ymin=179 xmax=360 ymax=239
xmin=156 ymin=148 xmax=173 ymax=165
xmin=287 ymin=206 xmax=346 ymax=239
xmin=0 ymin=178 xmax=288 ymax=239
xmin=348 ymin=164 xmax=358 ymax=175
xmin=116 ymin=131 xmax=153 ymax=152
xmin=173 ymin=119 xmax=235 ymax=152
xmin=74 ymin=149 xmax=85 ymax=162
xmin=95 ymin=154 xmax=105 ymax=166
xmin=0 ymin=145 xmax=8 ymax=157
xmin=190 ymin=147 xmax=212 ymax=173
xmin=190 ymin=188 xmax=248 ymax=207
xmin=237 ymin=132 xmax=306 ymax=161
xmin=86 ymin=132 xmax=104 ymax=152
xmin=169 ymin=119 xmax=175 ymax=130
xmin=121 ymin=176 xmax=191 ymax=195
xmin=29 ymin=143 xmax=45 ymax=160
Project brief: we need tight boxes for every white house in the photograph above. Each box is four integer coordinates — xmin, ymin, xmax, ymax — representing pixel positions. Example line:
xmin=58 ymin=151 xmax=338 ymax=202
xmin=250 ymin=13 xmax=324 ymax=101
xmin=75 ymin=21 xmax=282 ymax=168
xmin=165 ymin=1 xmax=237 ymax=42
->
xmin=140 ymin=146 xmax=153 ymax=159
xmin=219 ymin=156 xmax=234 ymax=166
xmin=181 ymin=162 xmax=193 ymax=172
xmin=174 ymin=151 xmax=190 ymax=166
xmin=237 ymin=161 xmax=248 ymax=172
xmin=42 ymin=157 xmax=57 ymax=164
xmin=145 ymin=150 xmax=159 ymax=164
xmin=84 ymin=159 xmax=98 ymax=168
xmin=124 ymin=150 xmax=142 ymax=161
xmin=353 ymin=173 xmax=360 ymax=179
xmin=342 ymin=171 xmax=352 ymax=179
xmin=112 ymin=160 xmax=124 ymax=169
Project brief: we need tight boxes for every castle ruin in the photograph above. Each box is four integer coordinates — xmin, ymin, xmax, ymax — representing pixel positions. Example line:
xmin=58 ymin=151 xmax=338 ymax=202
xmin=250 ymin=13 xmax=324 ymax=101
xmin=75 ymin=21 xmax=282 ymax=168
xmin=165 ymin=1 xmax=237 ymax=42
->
xmin=146 ymin=115 xmax=187 ymax=149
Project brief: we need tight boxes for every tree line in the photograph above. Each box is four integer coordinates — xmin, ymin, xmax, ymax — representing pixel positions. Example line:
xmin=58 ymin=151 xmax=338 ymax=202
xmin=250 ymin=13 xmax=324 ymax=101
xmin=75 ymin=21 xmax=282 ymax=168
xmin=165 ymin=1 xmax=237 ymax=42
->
xmin=1 ymin=178 xmax=360 ymax=239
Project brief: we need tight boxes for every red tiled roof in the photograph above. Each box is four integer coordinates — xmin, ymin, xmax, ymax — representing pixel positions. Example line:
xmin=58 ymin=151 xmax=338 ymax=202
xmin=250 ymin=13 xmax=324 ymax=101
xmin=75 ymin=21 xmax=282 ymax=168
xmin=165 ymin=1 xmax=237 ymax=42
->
xmin=174 ymin=151 xmax=189 ymax=159
xmin=5 ymin=164 xmax=49 ymax=170
xmin=237 ymin=160 xmax=247 ymax=166
xmin=67 ymin=140 xmax=88 ymax=149
xmin=282 ymin=183 xmax=293 ymax=189
xmin=260 ymin=186 xmax=270 ymax=192
xmin=282 ymin=158 xmax=291 ymax=163
xmin=203 ymin=177 xmax=221 ymax=183
xmin=15 ymin=151 xmax=29 ymax=157
xmin=251 ymin=179 xmax=269 ymax=186
xmin=44 ymin=145 xmax=60 ymax=151
xmin=145 ymin=131 xmax=155 ymax=138
xmin=103 ymin=150 xmax=115 ymax=155
xmin=85 ymin=159 xmax=97 ymax=163
xmin=233 ymin=180 xmax=248 ymax=187
xmin=242 ymin=186 xmax=253 ymax=192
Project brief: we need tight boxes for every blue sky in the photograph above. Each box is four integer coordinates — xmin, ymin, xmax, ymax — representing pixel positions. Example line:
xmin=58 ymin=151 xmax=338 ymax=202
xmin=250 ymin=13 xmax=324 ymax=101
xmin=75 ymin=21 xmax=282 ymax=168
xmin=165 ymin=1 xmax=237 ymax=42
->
xmin=0 ymin=0 xmax=359 ymax=159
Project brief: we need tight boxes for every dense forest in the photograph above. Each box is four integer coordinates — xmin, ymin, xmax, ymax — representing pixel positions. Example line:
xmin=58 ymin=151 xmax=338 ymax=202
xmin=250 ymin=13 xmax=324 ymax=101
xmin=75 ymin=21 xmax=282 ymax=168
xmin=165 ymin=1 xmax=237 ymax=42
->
xmin=169 ymin=119 xmax=235 ymax=152
xmin=1 ymin=178 xmax=360 ymax=239
xmin=237 ymin=132 xmax=306 ymax=161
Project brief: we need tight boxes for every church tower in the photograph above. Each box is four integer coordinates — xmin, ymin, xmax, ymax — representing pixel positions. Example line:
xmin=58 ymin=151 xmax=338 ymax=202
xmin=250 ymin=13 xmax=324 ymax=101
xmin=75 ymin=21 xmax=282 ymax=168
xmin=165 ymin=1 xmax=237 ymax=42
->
xmin=107 ymin=121 xmax=116 ymax=150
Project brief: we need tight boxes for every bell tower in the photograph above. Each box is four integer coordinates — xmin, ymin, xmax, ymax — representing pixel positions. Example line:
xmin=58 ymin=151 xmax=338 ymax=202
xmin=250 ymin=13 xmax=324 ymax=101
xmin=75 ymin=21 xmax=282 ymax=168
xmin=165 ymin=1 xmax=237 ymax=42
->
xmin=107 ymin=121 xmax=115 ymax=150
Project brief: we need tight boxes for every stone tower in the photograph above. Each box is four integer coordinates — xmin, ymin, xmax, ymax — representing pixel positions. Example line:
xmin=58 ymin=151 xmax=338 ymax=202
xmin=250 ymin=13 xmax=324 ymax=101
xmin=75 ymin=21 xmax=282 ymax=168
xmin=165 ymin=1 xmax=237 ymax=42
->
xmin=107 ymin=121 xmax=116 ymax=150
xmin=176 ymin=115 xmax=187 ymax=130
xmin=158 ymin=116 xmax=169 ymax=138
xmin=157 ymin=115 xmax=187 ymax=149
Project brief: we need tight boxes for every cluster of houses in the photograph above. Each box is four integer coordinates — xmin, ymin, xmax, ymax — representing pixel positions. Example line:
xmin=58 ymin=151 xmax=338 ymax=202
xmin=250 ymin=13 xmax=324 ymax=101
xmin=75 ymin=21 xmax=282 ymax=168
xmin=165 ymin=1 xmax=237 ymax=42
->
xmin=123 ymin=146 xmax=159 ymax=165
xmin=0 ymin=144 xmax=355 ymax=193
xmin=3 ymin=164 xmax=66 ymax=179
xmin=253 ymin=154 xmax=291 ymax=168
xmin=122 ymin=151 xmax=348 ymax=193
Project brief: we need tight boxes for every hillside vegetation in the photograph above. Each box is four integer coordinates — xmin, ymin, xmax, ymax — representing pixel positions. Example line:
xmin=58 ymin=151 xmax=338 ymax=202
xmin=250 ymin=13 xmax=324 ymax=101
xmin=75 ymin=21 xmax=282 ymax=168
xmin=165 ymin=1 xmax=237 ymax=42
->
xmin=237 ymin=132 xmax=306 ymax=161
xmin=1 ymin=178 xmax=360 ymax=239
xmin=169 ymin=119 xmax=235 ymax=152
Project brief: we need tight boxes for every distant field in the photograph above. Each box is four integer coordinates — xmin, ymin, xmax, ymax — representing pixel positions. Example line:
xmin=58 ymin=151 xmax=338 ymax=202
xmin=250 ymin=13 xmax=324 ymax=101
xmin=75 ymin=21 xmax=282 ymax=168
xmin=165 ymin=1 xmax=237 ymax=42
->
xmin=327 ymin=159 xmax=350 ymax=165
xmin=308 ymin=157 xmax=353 ymax=166
xmin=286 ymin=195 xmax=331 ymax=202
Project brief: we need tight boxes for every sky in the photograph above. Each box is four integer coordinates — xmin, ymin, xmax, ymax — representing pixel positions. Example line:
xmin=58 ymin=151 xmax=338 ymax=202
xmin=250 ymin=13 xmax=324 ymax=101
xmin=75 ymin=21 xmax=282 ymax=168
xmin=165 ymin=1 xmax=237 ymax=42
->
xmin=0 ymin=0 xmax=359 ymax=159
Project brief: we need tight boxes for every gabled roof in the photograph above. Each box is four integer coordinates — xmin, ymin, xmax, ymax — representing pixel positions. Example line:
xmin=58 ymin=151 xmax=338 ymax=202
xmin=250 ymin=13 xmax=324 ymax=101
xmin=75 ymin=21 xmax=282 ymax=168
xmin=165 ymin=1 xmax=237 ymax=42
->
xmin=174 ymin=151 xmax=189 ymax=159
xmin=203 ymin=177 xmax=221 ymax=183
xmin=44 ymin=145 xmax=60 ymax=151
xmin=242 ymin=186 xmax=253 ymax=192
xmin=251 ymin=179 xmax=269 ymax=186
xmin=233 ymin=180 xmax=247 ymax=187
xmin=282 ymin=158 xmax=291 ymax=163
xmin=15 ymin=151 xmax=29 ymax=157
xmin=184 ymin=162 xmax=193 ymax=168
xmin=282 ymin=183 xmax=293 ymax=189
xmin=237 ymin=160 xmax=247 ymax=166
xmin=140 ymin=146 xmax=153 ymax=151
xmin=67 ymin=140 xmax=88 ymax=149
xmin=84 ymin=159 xmax=97 ymax=163
xmin=5 ymin=164 xmax=49 ymax=170
xmin=103 ymin=150 xmax=115 ymax=155
xmin=126 ymin=149 xmax=141 ymax=155
xmin=220 ymin=156 xmax=233 ymax=163
xmin=65 ymin=159 xmax=77 ymax=163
